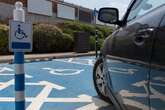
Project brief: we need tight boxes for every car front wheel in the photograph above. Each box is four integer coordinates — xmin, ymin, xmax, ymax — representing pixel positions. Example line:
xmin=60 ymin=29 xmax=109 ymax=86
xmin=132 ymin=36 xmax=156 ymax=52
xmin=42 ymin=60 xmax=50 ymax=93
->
xmin=93 ymin=58 xmax=111 ymax=103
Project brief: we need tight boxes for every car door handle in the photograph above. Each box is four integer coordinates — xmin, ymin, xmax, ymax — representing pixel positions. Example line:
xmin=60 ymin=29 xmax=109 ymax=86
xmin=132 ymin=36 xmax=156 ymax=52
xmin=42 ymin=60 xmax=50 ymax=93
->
xmin=136 ymin=28 xmax=155 ymax=38
xmin=133 ymin=28 xmax=154 ymax=46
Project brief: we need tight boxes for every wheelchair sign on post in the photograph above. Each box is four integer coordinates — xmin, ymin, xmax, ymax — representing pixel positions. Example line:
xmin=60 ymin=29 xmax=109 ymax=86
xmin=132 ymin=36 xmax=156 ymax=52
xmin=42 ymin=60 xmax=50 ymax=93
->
xmin=9 ymin=20 xmax=32 ymax=52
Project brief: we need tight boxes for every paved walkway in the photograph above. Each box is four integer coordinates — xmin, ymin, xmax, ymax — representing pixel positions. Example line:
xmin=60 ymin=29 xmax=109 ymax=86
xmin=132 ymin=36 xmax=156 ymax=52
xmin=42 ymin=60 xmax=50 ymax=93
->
xmin=0 ymin=51 xmax=95 ymax=63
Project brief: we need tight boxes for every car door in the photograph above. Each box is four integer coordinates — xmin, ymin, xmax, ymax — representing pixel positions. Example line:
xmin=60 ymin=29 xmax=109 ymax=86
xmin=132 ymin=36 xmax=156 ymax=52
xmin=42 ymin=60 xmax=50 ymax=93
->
xmin=149 ymin=12 xmax=165 ymax=110
xmin=104 ymin=0 xmax=165 ymax=110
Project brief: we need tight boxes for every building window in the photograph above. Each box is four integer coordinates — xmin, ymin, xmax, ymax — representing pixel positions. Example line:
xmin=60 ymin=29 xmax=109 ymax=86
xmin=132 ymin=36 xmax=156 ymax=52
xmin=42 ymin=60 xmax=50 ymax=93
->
xmin=79 ymin=9 xmax=92 ymax=23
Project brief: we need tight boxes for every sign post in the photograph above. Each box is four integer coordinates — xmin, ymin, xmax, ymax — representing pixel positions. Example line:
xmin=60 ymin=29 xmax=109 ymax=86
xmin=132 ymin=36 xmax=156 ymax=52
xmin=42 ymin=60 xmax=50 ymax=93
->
xmin=93 ymin=8 xmax=97 ymax=24
xmin=93 ymin=8 xmax=98 ymax=58
xmin=9 ymin=2 xmax=32 ymax=110
xmin=95 ymin=30 xmax=98 ymax=58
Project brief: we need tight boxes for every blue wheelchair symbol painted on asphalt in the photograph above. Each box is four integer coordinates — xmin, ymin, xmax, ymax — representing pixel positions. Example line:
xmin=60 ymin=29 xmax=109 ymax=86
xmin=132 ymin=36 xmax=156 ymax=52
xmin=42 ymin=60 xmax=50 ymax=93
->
xmin=14 ymin=24 xmax=28 ymax=40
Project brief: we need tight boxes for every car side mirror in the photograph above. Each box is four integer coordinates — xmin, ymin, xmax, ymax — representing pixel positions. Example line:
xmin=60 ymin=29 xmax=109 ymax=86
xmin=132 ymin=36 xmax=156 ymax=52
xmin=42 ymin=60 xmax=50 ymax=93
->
xmin=98 ymin=8 xmax=119 ymax=24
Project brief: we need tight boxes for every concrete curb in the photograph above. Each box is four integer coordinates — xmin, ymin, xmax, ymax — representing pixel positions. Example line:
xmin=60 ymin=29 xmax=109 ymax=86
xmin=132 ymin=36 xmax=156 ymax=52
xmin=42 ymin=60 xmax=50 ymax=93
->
xmin=0 ymin=52 xmax=95 ymax=64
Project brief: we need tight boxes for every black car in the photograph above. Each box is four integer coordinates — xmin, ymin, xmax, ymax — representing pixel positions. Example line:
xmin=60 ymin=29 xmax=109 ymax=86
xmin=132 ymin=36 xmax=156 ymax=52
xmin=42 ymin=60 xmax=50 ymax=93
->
xmin=93 ymin=0 xmax=165 ymax=110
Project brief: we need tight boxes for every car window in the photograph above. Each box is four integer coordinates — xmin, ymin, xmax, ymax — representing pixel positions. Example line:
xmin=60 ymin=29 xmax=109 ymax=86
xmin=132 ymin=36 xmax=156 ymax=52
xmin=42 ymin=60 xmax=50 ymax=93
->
xmin=127 ymin=0 xmax=165 ymax=22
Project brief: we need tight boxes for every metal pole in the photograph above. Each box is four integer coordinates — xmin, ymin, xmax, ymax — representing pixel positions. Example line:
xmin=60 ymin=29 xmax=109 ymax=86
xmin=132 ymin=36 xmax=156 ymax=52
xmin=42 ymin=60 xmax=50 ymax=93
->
xmin=95 ymin=30 xmax=98 ymax=58
xmin=13 ymin=2 xmax=25 ymax=110
xmin=94 ymin=8 xmax=97 ymax=25
xmin=94 ymin=8 xmax=98 ymax=59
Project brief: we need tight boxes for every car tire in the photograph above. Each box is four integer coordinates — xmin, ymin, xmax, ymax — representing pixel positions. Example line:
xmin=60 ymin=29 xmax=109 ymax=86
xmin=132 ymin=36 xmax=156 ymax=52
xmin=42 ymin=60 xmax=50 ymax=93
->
xmin=93 ymin=58 xmax=112 ymax=103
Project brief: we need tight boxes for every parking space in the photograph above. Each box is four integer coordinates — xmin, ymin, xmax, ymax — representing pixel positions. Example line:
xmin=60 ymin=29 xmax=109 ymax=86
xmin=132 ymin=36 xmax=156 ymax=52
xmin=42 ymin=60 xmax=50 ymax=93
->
xmin=0 ymin=56 xmax=111 ymax=110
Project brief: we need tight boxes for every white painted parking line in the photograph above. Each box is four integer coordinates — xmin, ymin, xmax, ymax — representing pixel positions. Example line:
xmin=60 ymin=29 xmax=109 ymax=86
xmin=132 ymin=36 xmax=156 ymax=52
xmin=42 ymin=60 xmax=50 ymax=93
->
xmin=0 ymin=95 xmax=91 ymax=103
xmin=27 ymin=81 xmax=65 ymax=110
xmin=0 ymin=67 xmax=14 ymax=73
xmin=68 ymin=58 xmax=74 ymax=62
xmin=0 ymin=73 xmax=33 ymax=91
xmin=0 ymin=74 xmax=14 ymax=76
xmin=54 ymin=59 xmax=94 ymax=66
xmin=88 ymin=59 xmax=94 ymax=65
xmin=0 ymin=80 xmax=65 ymax=90
xmin=0 ymin=66 xmax=32 ymax=78
xmin=0 ymin=94 xmax=109 ymax=110
xmin=76 ymin=95 xmax=109 ymax=110
xmin=42 ymin=68 xmax=84 ymax=76
xmin=0 ymin=73 xmax=32 ymax=78
xmin=0 ymin=79 xmax=14 ymax=91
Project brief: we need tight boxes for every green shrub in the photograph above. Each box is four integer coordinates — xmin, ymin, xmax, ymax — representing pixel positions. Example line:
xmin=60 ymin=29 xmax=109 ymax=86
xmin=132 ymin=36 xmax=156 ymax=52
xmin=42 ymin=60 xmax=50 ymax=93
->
xmin=96 ymin=26 xmax=112 ymax=38
xmin=89 ymin=36 xmax=105 ymax=51
xmin=0 ymin=24 xmax=9 ymax=54
xmin=50 ymin=21 xmax=113 ymax=52
xmin=98 ymin=38 xmax=104 ymax=49
xmin=59 ymin=21 xmax=112 ymax=39
xmin=0 ymin=21 xmax=113 ymax=55
xmin=33 ymin=24 xmax=73 ymax=53
xmin=89 ymin=36 xmax=95 ymax=50
xmin=34 ymin=21 xmax=112 ymax=52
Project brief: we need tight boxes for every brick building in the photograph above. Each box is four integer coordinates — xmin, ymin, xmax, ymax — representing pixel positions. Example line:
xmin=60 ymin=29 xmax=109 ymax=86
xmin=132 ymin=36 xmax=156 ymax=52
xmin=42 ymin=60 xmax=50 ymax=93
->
xmin=0 ymin=0 xmax=103 ymax=25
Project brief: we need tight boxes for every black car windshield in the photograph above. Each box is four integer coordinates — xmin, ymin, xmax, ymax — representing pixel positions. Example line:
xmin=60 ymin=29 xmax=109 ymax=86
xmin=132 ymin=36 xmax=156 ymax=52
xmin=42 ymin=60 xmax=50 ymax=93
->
xmin=127 ymin=0 xmax=165 ymax=22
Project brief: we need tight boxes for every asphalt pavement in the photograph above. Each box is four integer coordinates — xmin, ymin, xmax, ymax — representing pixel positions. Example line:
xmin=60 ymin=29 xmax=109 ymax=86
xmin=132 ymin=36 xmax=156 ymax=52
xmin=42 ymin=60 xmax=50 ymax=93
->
xmin=0 ymin=56 xmax=112 ymax=110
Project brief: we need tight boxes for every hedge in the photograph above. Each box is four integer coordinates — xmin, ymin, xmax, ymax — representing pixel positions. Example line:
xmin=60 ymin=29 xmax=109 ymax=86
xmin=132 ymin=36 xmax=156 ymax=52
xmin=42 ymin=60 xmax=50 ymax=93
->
xmin=58 ymin=21 xmax=113 ymax=50
xmin=33 ymin=24 xmax=73 ymax=53
xmin=0 ymin=22 xmax=113 ymax=55
xmin=0 ymin=24 xmax=8 ymax=55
